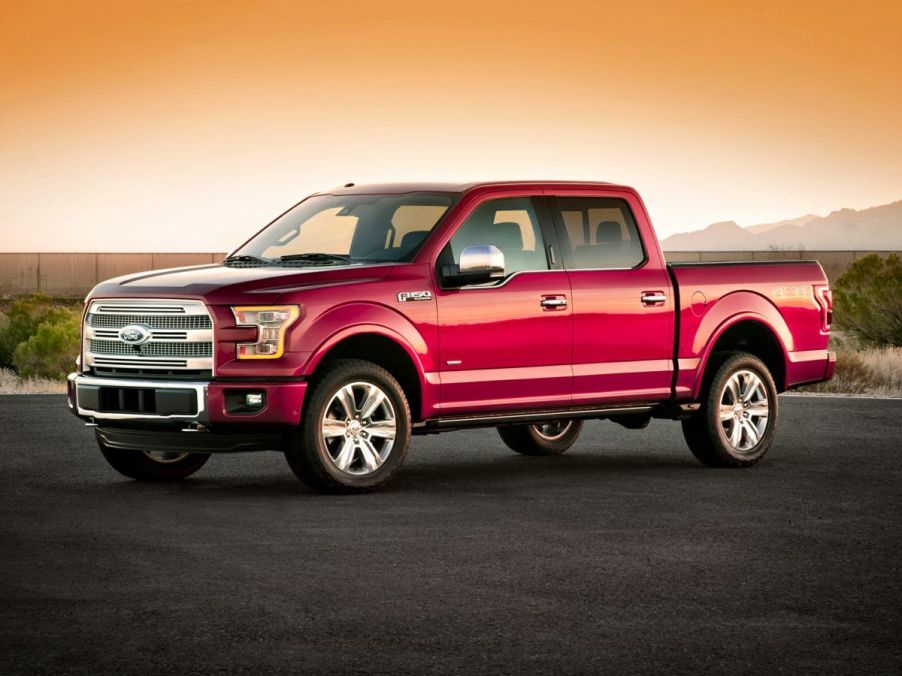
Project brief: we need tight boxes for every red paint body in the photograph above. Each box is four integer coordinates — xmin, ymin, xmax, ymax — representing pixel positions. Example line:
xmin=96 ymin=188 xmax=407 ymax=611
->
xmin=72 ymin=181 xmax=834 ymax=431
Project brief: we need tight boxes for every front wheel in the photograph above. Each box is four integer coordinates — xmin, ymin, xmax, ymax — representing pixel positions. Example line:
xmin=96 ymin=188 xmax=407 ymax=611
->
xmin=681 ymin=351 xmax=778 ymax=467
xmin=98 ymin=439 xmax=210 ymax=481
xmin=498 ymin=419 xmax=583 ymax=456
xmin=285 ymin=359 xmax=411 ymax=493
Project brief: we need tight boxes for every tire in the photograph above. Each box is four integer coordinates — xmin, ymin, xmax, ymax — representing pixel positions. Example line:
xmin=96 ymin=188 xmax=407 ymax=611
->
xmin=497 ymin=419 xmax=583 ymax=456
xmin=98 ymin=439 xmax=210 ymax=481
xmin=681 ymin=351 xmax=778 ymax=467
xmin=285 ymin=359 xmax=411 ymax=493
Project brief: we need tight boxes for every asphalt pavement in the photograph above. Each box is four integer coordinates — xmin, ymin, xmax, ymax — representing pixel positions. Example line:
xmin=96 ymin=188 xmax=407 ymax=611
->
xmin=1 ymin=395 xmax=900 ymax=674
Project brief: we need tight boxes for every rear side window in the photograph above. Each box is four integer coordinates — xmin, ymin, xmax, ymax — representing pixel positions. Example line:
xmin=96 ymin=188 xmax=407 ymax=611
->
xmin=552 ymin=197 xmax=645 ymax=269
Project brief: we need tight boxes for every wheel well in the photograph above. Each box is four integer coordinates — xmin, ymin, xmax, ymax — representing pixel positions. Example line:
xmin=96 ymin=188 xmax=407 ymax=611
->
xmin=706 ymin=320 xmax=787 ymax=391
xmin=314 ymin=334 xmax=423 ymax=420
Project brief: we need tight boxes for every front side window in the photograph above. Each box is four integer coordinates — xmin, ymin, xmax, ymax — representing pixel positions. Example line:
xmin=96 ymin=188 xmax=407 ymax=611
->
xmin=553 ymin=197 xmax=645 ymax=269
xmin=444 ymin=197 xmax=548 ymax=276
xmin=231 ymin=192 xmax=457 ymax=264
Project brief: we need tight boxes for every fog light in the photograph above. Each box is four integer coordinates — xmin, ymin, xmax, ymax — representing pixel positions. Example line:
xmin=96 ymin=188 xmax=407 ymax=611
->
xmin=224 ymin=390 xmax=267 ymax=414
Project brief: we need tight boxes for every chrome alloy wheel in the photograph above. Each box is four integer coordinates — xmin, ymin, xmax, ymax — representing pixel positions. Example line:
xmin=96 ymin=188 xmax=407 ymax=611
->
xmin=142 ymin=451 xmax=191 ymax=464
xmin=531 ymin=420 xmax=574 ymax=441
xmin=719 ymin=370 xmax=770 ymax=452
xmin=321 ymin=381 xmax=397 ymax=476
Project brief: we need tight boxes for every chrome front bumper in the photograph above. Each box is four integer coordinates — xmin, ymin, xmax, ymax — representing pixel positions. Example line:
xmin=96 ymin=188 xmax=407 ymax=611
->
xmin=67 ymin=372 xmax=308 ymax=428
xmin=67 ymin=373 xmax=208 ymax=422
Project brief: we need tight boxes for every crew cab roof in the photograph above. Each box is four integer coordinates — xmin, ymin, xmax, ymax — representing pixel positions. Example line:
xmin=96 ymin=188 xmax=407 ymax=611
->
xmin=320 ymin=180 xmax=626 ymax=196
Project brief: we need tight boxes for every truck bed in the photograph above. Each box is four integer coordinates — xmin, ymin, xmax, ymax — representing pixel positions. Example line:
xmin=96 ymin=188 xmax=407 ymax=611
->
xmin=667 ymin=259 xmax=832 ymax=398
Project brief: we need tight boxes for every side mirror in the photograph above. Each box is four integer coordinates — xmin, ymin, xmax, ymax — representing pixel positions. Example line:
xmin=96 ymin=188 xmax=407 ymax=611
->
xmin=441 ymin=245 xmax=506 ymax=287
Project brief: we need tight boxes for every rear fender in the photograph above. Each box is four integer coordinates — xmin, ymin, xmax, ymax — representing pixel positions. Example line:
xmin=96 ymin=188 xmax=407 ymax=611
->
xmin=688 ymin=292 xmax=792 ymax=398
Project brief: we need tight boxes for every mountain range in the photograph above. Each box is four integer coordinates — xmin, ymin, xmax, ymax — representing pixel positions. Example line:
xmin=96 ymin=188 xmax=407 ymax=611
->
xmin=660 ymin=199 xmax=902 ymax=251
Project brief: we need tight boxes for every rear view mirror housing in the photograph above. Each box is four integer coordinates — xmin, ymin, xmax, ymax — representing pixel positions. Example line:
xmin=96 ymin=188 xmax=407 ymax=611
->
xmin=440 ymin=245 xmax=506 ymax=287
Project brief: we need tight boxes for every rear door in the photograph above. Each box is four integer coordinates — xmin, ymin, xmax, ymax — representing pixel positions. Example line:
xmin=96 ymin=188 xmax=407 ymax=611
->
xmin=547 ymin=192 xmax=674 ymax=403
xmin=433 ymin=195 xmax=573 ymax=414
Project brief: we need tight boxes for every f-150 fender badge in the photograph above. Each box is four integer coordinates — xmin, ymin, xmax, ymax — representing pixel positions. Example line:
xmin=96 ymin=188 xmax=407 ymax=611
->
xmin=397 ymin=291 xmax=433 ymax=302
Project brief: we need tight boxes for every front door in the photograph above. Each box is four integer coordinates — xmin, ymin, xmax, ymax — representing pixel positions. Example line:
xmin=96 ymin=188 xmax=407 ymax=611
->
xmin=433 ymin=196 xmax=572 ymax=415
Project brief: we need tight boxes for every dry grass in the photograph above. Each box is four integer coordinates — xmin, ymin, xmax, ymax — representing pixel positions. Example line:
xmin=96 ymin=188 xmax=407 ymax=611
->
xmin=0 ymin=368 xmax=66 ymax=394
xmin=798 ymin=347 xmax=902 ymax=397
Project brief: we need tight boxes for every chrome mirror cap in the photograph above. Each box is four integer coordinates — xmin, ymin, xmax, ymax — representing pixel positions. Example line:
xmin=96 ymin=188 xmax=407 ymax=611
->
xmin=458 ymin=245 xmax=505 ymax=279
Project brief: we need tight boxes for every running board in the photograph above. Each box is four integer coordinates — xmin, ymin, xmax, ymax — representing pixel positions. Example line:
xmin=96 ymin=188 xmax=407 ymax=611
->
xmin=414 ymin=404 xmax=656 ymax=434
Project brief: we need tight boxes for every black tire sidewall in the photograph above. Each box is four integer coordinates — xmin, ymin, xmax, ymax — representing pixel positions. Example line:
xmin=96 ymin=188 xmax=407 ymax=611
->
xmin=498 ymin=419 xmax=583 ymax=456
xmin=704 ymin=353 xmax=778 ymax=464
xmin=292 ymin=360 xmax=411 ymax=492
xmin=97 ymin=438 xmax=210 ymax=481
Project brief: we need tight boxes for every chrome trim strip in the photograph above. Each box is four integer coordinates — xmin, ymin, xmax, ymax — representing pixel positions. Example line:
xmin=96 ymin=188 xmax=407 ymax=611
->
xmin=85 ymin=327 xmax=211 ymax=342
xmin=447 ymin=264 xmax=647 ymax=291
xmin=70 ymin=373 xmax=207 ymax=421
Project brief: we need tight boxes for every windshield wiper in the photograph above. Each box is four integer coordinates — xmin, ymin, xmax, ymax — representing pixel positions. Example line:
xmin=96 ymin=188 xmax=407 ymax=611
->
xmin=223 ymin=254 xmax=274 ymax=266
xmin=279 ymin=253 xmax=355 ymax=265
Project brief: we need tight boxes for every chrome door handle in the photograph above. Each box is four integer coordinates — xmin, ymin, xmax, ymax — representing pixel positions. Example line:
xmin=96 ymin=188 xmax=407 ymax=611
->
xmin=540 ymin=297 xmax=568 ymax=309
xmin=641 ymin=292 xmax=666 ymax=305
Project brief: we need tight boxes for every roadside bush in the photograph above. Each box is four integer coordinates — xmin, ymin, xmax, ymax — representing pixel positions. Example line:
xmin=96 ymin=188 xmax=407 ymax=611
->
xmin=0 ymin=310 xmax=8 ymax=347
xmin=833 ymin=253 xmax=902 ymax=347
xmin=0 ymin=293 xmax=76 ymax=367
xmin=12 ymin=308 xmax=81 ymax=379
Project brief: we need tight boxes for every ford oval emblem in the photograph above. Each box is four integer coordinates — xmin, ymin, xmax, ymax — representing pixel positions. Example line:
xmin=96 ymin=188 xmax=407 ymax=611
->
xmin=118 ymin=324 xmax=152 ymax=345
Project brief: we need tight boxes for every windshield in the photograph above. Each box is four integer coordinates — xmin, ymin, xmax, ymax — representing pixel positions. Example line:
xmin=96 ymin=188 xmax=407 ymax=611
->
xmin=230 ymin=192 xmax=458 ymax=265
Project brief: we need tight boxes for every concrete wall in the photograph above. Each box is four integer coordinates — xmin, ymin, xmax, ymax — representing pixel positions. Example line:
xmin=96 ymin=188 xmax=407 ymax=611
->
xmin=0 ymin=250 xmax=899 ymax=297
xmin=0 ymin=253 xmax=227 ymax=298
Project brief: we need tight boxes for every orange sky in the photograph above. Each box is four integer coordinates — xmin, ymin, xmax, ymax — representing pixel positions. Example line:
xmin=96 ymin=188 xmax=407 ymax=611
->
xmin=1 ymin=0 xmax=900 ymax=252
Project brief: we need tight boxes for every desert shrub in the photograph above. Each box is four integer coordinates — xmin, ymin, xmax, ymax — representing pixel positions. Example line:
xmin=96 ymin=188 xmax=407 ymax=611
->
xmin=11 ymin=307 xmax=81 ymax=379
xmin=833 ymin=253 xmax=902 ymax=347
xmin=0 ymin=293 xmax=75 ymax=366
xmin=0 ymin=310 xmax=8 ymax=343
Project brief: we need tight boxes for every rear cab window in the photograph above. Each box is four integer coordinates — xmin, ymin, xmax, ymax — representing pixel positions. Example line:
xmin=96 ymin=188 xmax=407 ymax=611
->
xmin=550 ymin=197 xmax=646 ymax=270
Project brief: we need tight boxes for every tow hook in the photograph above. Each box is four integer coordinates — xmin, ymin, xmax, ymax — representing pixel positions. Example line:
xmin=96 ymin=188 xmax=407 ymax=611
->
xmin=182 ymin=422 xmax=207 ymax=433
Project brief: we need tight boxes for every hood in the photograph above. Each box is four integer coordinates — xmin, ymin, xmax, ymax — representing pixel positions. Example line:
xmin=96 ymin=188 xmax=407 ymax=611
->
xmin=88 ymin=262 xmax=396 ymax=305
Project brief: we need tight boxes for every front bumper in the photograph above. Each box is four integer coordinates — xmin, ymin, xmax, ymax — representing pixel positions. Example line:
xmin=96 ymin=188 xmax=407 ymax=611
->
xmin=67 ymin=373 xmax=307 ymax=452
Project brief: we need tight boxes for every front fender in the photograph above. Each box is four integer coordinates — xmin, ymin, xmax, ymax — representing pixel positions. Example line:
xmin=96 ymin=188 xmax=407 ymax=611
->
xmin=299 ymin=301 xmax=433 ymax=374
xmin=294 ymin=302 xmax=437 ymax=419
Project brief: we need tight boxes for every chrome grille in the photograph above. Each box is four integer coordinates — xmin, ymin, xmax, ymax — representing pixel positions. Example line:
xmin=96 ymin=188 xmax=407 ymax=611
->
xmin=89 ymin=314 xmax=212 ymax=330
xmin=83 ymin=299 xmax=214 ymax=374
xmin=91 ymin=329 xmax=189 ymax=341
xmin=89 ymin=340 xmax=212 ymax=357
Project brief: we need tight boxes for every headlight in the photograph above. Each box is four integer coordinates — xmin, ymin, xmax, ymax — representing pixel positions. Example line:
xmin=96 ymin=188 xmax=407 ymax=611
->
xmin=231 ymin=305 xmax=300 ymax=359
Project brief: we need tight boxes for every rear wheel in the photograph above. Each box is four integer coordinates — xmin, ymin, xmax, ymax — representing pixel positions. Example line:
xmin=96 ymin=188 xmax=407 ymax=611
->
xmin=285 ymin=359 xmax=411 ymax=493
xmin=681 ymin=351 xmax=778 ymax=467
xmin=498 ymin=419 xmax=583 ymax=456
xmin=98 ymin=440 xmax=210 ymax=481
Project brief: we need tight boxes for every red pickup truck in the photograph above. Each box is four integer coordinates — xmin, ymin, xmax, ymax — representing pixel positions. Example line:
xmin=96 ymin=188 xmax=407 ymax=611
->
xmin=68 ymin=181 xmax=835 ymax=492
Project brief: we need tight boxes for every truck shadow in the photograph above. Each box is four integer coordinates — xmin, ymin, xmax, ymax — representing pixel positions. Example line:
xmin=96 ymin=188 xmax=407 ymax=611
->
xmin=396 ymin=451 xmax=707 ymax=492
xmin=97 ymin=449 xmax=706 ymax=499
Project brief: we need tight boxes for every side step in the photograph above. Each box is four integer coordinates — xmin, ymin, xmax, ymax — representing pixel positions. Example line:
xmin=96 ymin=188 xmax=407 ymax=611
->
xmin=413 ymin=404 xmax=656 ymax=434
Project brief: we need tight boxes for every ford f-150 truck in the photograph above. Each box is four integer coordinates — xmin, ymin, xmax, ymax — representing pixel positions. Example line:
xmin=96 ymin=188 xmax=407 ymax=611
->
xmin=68 ymin=181 xmax=836 ymax=493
